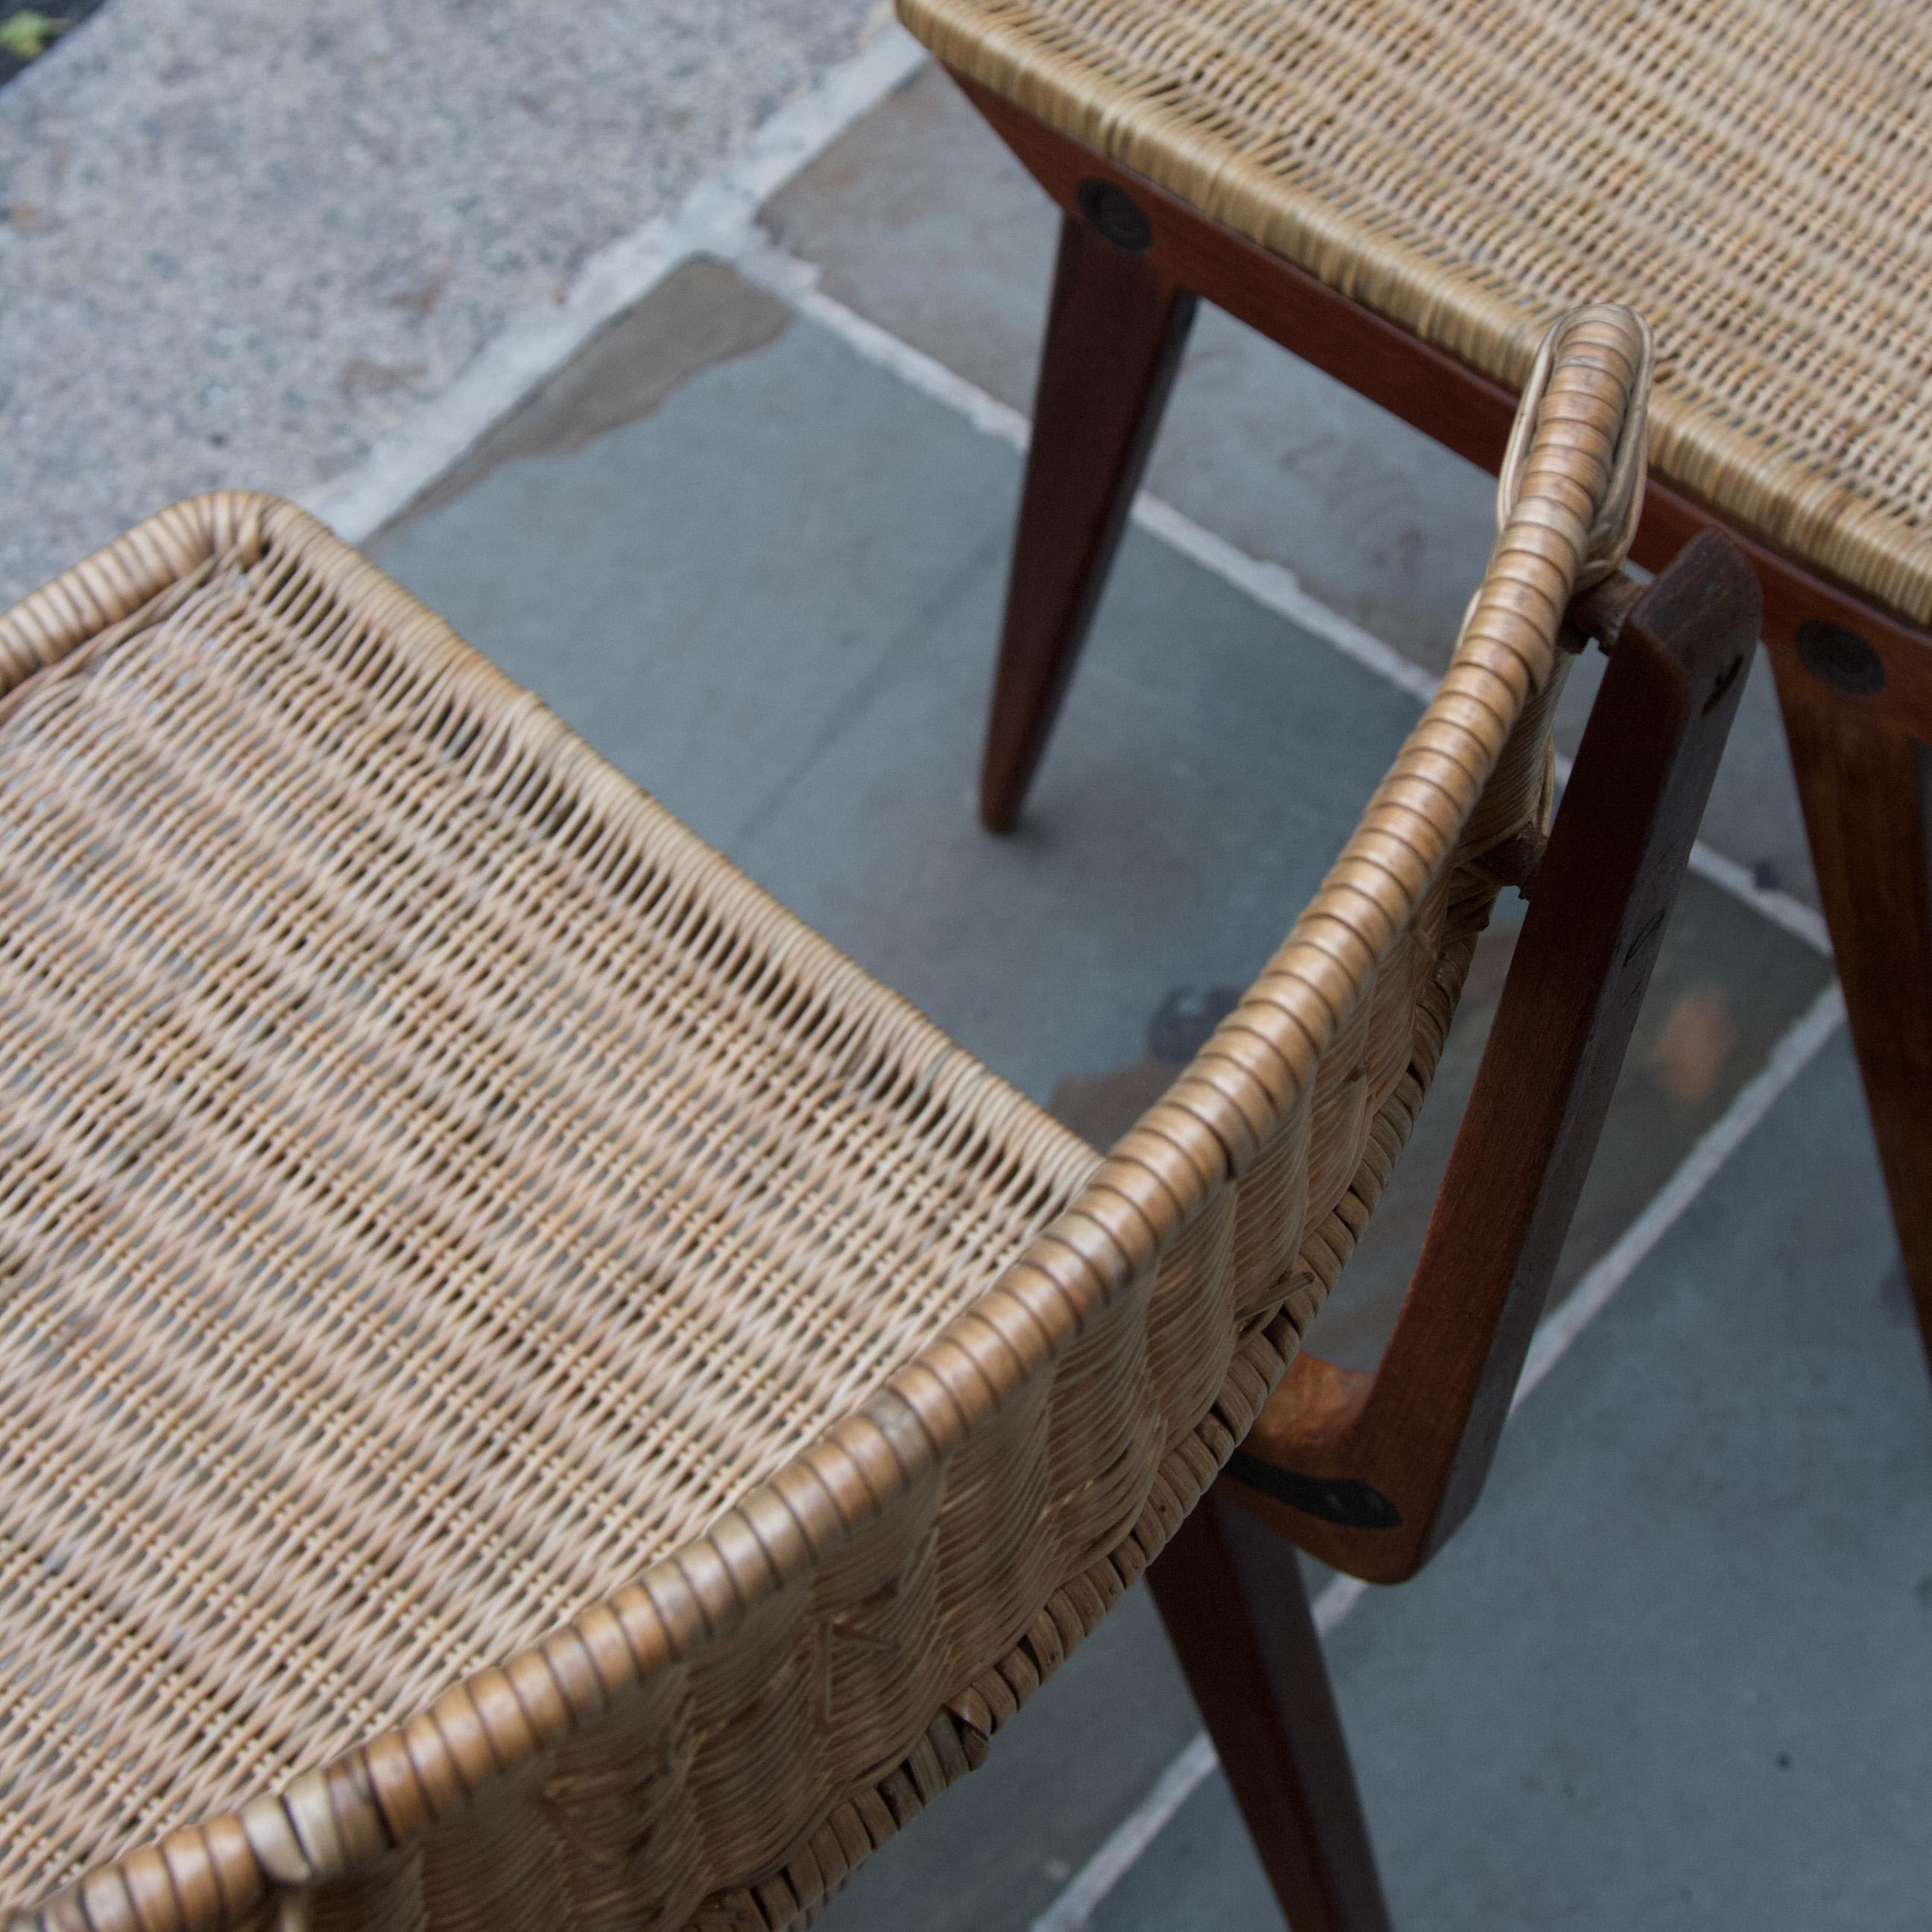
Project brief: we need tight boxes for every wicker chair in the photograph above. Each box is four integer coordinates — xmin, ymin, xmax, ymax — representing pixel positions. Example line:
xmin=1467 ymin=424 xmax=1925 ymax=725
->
xmin=0 ymin=309 xmax=1750 ymax=1932
xmin=896 ymin=0 xmax=1932 ymax=1383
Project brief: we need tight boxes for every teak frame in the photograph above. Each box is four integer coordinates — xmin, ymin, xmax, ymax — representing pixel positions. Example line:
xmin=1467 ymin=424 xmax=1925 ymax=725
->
xmin=959 ymin=74 xmax=1932 ymax=1377
xmin=944 ymin=69 xmax=1912 ymax=1931
xmin=1146 ymin=531 xmax=1758 ymax=1932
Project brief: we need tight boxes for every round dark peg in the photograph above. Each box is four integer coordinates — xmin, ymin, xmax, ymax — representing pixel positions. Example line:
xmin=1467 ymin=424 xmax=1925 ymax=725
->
xmin=1795 ymin=619 xmax=1885 ymax=698
xmin=1077 ymin=177 xmax=1155 ymax=253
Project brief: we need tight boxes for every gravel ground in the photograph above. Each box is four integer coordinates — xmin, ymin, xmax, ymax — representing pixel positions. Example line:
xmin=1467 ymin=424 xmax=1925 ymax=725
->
xmin=0 ymin=0 xmax=882 ymax=605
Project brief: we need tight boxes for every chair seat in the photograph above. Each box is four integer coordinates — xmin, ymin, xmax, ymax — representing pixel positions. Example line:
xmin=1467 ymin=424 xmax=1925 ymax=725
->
xmin=0 ymin=421 xmax=1599 ymax=1925
xmin=900 ymin=0 xmax=1932 ymax=625
xmin=0 ymin=497 xmax=1108 ymax=1909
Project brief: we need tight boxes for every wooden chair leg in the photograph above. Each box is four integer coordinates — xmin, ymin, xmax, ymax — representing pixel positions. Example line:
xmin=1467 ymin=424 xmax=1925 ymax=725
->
xmin=1146 ymin=1489 xmax=1392 ymax=1932
xmin=1771 ymin=654 xmax=1932 ymax=1373
xmin=1225 ymin=536 xmax=1761 ymax=1580
xmin=979 ymin=210 xmax=1196 ymax=830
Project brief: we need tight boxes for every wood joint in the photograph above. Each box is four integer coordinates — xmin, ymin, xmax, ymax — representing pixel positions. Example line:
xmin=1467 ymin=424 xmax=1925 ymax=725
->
xmin=1225 ymin=530 xmax=1761 ymax=1583
xmin=1567 ymin=571 xmax=1647 ymax=654
xmin=1470 ymin=829 xmax=1547 ymax=894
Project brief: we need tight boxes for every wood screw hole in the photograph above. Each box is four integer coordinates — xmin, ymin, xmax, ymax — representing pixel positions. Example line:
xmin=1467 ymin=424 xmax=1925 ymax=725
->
xmin=1076 ymin=178 xmax=1154 ymax=253
xmin=1702 ymin=652 xmax=1746 ymax=714
xmin=1796 ymin=619 xmax=1885 ymax=698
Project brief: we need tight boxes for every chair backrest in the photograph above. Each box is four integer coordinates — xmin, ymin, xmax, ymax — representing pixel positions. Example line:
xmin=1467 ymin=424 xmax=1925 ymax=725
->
xmin=5 ymin=306 xmax=1652 ymax=1932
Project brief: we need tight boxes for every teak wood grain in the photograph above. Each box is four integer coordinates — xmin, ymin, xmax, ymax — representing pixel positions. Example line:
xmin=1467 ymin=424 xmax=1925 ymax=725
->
xmin=1146 ymin=1494 xmax=1390 ymax=1932
xmin=1227 ymin=533 xmax=1759 ymax=1579
xmin=956 ymin=66 xmax=1932 ymax=1374
xmin=981 ymin=216 xmax=1196 ymax=830
xmin=1148 ymin=539 xmax=1757 ymax=1932
xmin=1772 ymin=665 xmax=1932 ymax=1375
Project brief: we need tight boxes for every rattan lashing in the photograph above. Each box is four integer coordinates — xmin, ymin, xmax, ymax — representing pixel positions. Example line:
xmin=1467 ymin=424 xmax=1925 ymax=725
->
xmin=1 ymin=306 xmax=1646 ymax=1932
xmin=899 ymin=0 xmax=1932 ymax=626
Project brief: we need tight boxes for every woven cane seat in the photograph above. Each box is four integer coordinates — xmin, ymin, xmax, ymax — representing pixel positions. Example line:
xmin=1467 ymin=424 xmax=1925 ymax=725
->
xmin=0 ymin=307 xmax=1641 ymax=1932
xmin=900 ymin=0 xmax=1932 ymax=626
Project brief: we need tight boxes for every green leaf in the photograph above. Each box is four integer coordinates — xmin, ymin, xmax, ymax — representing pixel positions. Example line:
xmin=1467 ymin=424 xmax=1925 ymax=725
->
xmin=0 ymin=11 xmax=71 ymax=62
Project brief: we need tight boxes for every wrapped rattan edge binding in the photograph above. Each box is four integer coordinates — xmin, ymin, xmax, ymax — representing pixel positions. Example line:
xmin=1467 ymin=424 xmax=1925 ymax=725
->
xmin=701 ymin=886 xmax=1481 ymax=1932
xmin=5 ymin=304 xmax=1650 ymax=1932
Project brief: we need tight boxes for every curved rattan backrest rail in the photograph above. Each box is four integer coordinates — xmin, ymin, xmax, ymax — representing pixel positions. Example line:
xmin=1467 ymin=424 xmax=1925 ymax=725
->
xmin=1 ymin=304 xmax=1649 ymax=1932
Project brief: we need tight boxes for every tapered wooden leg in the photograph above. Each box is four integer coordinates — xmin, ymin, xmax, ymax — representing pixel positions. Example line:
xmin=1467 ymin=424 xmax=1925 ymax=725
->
xmin=1146 ymin=1489 xmax=1392 ymax=1931
xmin=979 ymin=212 xmax=1196 ymax=830
xmin=1772 ymin=654 xmax=1932 ymax=1373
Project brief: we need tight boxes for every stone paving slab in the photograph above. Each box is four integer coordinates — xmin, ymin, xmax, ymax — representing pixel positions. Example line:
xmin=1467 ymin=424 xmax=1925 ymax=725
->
xmin=764 ymin=62 xmax=1818 ymax=906
xmin=1092 ymin=1041 xmax=1931 ymax=1932
xmin=763 ymin=62 xmax=1494 ymax=672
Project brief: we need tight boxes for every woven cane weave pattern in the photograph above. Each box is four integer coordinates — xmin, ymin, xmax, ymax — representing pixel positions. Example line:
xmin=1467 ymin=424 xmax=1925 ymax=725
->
xmin=899 ymin=0 xmax=1932 ymax=622
xmin=1 ymin=308 xmax=1644 ymax=1932
xmin=0 ymin=499 xmax=1096 ymax=1907
xmin=693 ymin=884 xmax=1480 ymax=1932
